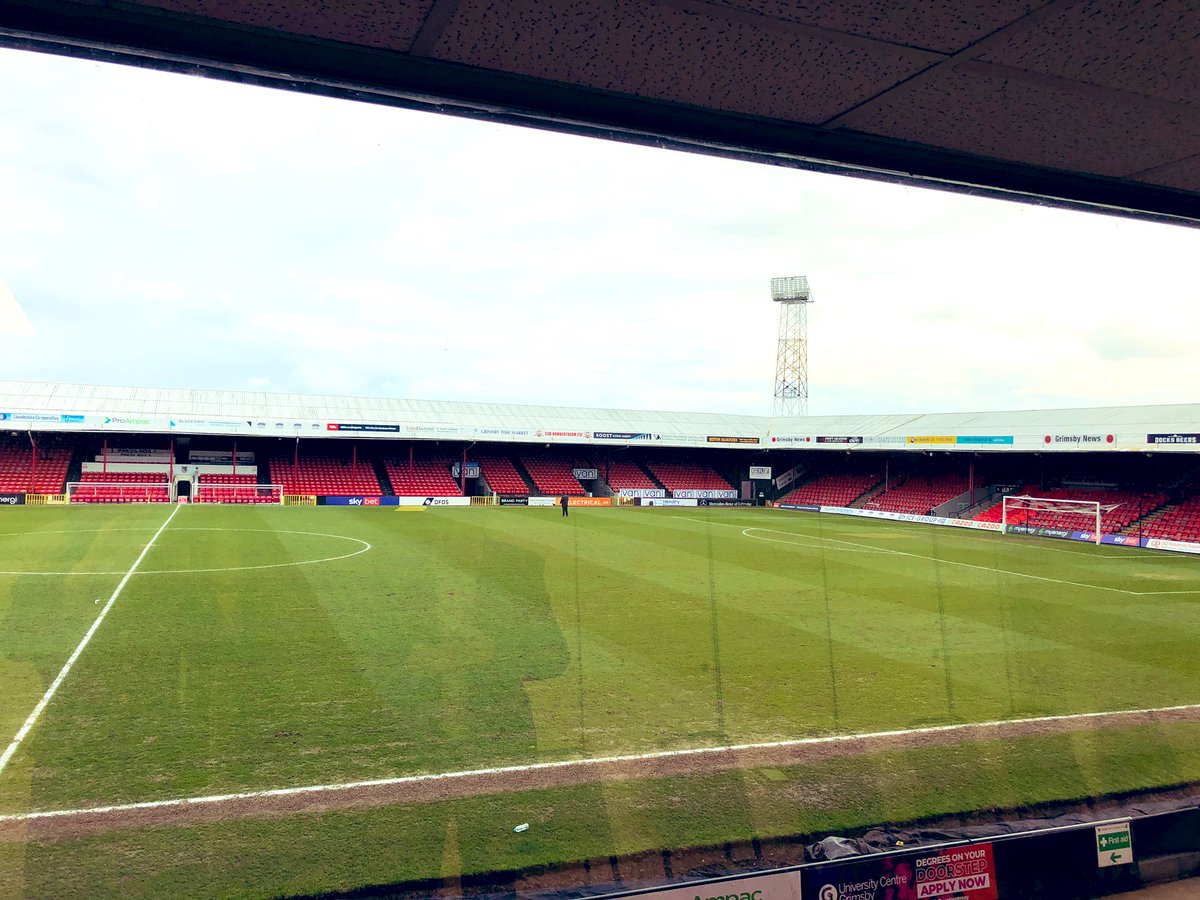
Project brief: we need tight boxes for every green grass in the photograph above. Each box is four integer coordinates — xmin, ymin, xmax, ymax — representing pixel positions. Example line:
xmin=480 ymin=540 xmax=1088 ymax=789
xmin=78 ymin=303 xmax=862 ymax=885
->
xmin=2 ymin=504 xmax=1200 ymax=896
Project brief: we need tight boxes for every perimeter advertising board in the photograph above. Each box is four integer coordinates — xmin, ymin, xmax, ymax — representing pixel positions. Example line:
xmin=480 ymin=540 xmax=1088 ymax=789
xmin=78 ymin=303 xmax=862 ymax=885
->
xmin=1043 ymin=433 xmax=1114 ymax=447
xmin=592 ymin=432 xmax=661 ymax=442
xmin=0 ymin=493 xmax=24 ymax=505
xmin=635 ymin=869 xmax=800 ymax=900
xmin=331 ymin=496 xmax=469 ymax=507
xmin=803 ymin=843 xmax=997 ymax=900
xmin=326 ymin=423 xmax=400 ymax=433
xmin=774 ymin=466 xmax=800 ymax=490
xmin=1148 ymin=433 xmax=1200 ymax=444
xmin=620 ymin=488 xmax=666 ymax=498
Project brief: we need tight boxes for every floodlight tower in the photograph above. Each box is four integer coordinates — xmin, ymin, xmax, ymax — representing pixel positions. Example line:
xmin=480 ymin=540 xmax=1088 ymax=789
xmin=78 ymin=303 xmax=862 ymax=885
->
xmin=770 ymin=275 xmax=814 ymax=416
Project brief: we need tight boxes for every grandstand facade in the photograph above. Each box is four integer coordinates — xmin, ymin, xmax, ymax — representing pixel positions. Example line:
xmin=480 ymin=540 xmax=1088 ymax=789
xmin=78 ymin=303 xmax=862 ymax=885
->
xmin=2 ymin=381 xmax=1200 ymax=547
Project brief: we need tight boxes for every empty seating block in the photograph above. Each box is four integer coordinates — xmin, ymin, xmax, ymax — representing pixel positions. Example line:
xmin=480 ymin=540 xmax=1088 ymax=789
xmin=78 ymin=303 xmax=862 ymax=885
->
xmin=647 ymin=461 xmax=732 ymax=494
xmin=269 ymin=456 xmax=381 ymax=496
xmin=385 ymin=458 xmax=463 ymax=496
xmin=1142 ymin=495 xmax=1200 ymax=543
xmin=478 ymin=456 xmax=529 ymax=495
xmin=780 ymin=472 xmax=881 ymax=508
xmin=0 ymin=441 xmax=71 ymax=494
xmin=866 ymin=474 xmax=967 ymax=516
xmin=606 ymin=460 xmax=659 ymax=491
xmin=520 ymin=454 xmax=585 ymax=496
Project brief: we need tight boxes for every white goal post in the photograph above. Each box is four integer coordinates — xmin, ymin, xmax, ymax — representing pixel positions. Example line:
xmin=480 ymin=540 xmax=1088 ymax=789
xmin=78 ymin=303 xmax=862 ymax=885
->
xmin=66 ymin=482 xmax=171 ymax=504
xmin=194 ymin=483 xmax=283 ymax=504
xmin=1000 ymin=494 xmax=1119 ymax=544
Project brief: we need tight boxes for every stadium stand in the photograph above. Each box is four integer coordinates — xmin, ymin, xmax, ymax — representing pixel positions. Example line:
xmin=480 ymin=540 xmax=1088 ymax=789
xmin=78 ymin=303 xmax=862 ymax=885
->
xmin=269 ymin=454 xmax=381 ymax=496
xmin=1140 ymin=495 xmax=1200 ymax=542
xmin=605 ymin=459 xmax=660 ymax=492
xmin=519 ymin=452 xmax=586 ymax=496
xmin=478 ymin=455 xmax=530 ymax=495
xmin=383 ymin=456 xmax=463 ymax=496
xmin=0 ymin=439 xmax=71 ymax=494
xmin=779 ymin=471 xmax=881 ymax=508
xmin=647 ymin=460 xmax=733 ymax=494
xmin=865 ymin=473 xmax=968 ymax=516
xmin=973 ymin=486 xmax=1168 ymax=533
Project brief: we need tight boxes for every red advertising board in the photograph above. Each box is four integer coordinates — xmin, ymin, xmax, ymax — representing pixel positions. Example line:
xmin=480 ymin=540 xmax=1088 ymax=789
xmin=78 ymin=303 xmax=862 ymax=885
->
xmin=568 ymin=497 xmax=611 ymax=507
xmin=914 ymin=844 xmax=997 ymax=899
xmin=803 ymin=842 xmax=997 ymax=900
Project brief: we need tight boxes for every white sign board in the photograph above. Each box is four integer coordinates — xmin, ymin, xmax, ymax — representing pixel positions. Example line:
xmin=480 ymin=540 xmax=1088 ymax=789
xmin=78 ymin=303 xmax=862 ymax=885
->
xmin=750 ymin=465 xmax=772 ymax=479
xmin=634 ymin=870 xmax=800 ymax=900
xmin=1096 ymin=821 xmax=1133 ymax=867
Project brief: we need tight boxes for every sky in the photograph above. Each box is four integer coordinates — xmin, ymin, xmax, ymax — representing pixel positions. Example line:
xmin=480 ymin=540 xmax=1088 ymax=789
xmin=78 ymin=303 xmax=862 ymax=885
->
xmin=0 ymin=47 xmax=1197 ymax=418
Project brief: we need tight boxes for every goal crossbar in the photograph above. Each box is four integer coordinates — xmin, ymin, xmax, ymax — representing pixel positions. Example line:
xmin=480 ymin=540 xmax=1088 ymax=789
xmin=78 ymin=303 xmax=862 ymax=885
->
xmin=1001 ymin=494 xmax=1109 ymax=543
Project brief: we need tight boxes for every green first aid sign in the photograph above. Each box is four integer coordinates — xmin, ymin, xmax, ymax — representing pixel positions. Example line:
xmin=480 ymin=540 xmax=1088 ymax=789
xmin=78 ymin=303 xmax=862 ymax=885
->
xmin=1096 ymin=822 xmax=1133 ymax=868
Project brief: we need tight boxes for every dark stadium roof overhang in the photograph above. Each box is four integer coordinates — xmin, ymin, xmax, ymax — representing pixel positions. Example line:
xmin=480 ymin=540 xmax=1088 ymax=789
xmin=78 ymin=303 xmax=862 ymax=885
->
xmin=1 ymin=1 xmax=1198 ymax=227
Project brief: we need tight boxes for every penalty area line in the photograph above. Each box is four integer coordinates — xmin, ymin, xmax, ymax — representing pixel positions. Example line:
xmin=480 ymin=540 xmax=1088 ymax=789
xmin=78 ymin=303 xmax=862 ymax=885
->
xmin=4 ymin=700 xmax=1200 ymax=824
xmin=0 ymin=504 xmax=181 ymax=777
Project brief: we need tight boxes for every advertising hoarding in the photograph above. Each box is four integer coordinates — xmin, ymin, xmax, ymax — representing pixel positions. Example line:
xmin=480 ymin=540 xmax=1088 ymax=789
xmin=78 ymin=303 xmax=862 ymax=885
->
xmin=620 ymin=488 xmax=666 ymax=498
xmin=802 ymin=842 xmax=998 ymax=900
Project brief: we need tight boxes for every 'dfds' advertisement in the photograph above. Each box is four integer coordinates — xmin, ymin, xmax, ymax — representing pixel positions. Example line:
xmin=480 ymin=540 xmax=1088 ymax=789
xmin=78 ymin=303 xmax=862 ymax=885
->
xmin=804 ymin=843 xmax=997 ymax=900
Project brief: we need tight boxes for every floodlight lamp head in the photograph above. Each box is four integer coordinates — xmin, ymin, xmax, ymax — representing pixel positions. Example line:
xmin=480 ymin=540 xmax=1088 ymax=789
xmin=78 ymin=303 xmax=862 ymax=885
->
xmin=770 ymin=275 xmax=812 ymax=303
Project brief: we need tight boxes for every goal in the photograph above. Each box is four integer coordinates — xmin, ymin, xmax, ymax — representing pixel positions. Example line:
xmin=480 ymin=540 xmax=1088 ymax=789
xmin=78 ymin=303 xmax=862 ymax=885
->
xmin=1000 ymin=494 xmax=1116 ymax=543
xmin=66 ymin=482 xmax=171 ymax=504
xmin=194 ymin=483 xmax=283 ymax=504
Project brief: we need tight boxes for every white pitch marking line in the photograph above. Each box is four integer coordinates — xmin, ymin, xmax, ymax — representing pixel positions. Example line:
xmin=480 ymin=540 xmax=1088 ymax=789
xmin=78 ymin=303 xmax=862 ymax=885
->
xmin=682 ymin=516 xmax=1140 ymax=595
xmin=3 ymin=701 xmax=1200 ymax=824
xmin=0 ymin=529 xmax=370 ymax=576
xmin=739 ymin=527 xmax=881 ymax=554
xmin=0 ymin=528 xmax=159 ymax=538
xmin=0 ymin=571 xmax=128 ymax=577
xmin=137 ymin=528 xmax=370 ymax=575
xmin=0 ymin=505 xmax=181 ymax=777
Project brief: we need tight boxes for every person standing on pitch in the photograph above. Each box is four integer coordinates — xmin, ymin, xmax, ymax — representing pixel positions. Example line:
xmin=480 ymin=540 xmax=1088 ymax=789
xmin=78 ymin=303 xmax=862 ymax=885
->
xmin=560 ymin=493 xmax=569 ymax=517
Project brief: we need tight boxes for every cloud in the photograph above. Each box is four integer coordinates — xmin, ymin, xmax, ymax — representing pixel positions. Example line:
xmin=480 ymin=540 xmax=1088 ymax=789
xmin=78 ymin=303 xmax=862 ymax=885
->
xmin=0 ymin=275 xmax=35 ymax=335
xmin=0 ymin=48 xmax=1198 ymax=417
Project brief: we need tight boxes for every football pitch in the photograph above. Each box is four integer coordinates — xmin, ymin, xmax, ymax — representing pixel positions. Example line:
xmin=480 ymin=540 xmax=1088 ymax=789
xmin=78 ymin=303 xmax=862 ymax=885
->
xmin=3 ymin=504 xmax=1200 ymax=897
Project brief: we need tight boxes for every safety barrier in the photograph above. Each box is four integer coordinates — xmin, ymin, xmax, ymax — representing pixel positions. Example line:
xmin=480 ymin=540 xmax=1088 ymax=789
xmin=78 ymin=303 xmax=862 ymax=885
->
xmin=24 ymin=494 xmax=67 ymax=506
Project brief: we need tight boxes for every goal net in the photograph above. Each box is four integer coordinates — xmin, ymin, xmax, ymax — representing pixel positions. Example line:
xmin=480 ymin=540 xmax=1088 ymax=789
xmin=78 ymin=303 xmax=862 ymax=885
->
xmin=1000 ymin=495 xmax=1119 ymax=544
xmin=66 ymin=482 xmax=171 ymax=504
xmin=194 ymin=483 xmax=283 ymax=504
